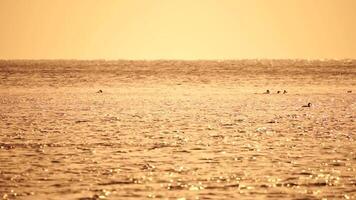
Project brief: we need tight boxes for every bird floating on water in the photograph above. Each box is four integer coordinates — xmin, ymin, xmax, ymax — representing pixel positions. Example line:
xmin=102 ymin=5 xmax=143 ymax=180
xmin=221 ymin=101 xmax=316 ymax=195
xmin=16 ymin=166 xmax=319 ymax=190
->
xmin=96 ymin=89 xmax=103 ymax=93
xmin=302 ymin=103 xmax=312 ymax=108
xmin=264 ymin=90 xmax=270 ymax=94
xmin=283 ymin=90 xmax=287 ymax=94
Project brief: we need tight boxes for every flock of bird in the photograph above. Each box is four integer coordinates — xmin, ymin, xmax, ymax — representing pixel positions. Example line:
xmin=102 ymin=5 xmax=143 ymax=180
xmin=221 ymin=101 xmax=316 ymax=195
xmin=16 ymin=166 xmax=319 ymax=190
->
xmin=262 ymin=89 xmax=352 ymax=108
xmin=95 ymin=89 xmax=352 ymax=109
xmin=262 ymin=89 xmax=311 ymax=107
xmin=263 ymin=90 xmax=287 ymax=94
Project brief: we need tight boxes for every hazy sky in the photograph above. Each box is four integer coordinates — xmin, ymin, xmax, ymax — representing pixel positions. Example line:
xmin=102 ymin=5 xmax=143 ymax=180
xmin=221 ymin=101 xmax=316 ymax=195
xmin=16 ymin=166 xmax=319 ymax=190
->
xmin=0 ymin=0 xmax=355 ymax=60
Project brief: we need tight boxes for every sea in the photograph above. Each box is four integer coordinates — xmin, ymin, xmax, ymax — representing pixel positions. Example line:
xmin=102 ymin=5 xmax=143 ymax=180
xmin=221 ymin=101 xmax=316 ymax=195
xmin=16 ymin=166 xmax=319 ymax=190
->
xmin=0 ymin=60 xmax=355 ymax=199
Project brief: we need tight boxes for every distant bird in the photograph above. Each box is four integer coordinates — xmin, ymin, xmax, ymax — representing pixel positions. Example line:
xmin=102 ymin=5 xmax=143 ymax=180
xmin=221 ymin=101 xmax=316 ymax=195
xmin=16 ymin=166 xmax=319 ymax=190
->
xmin=302 ymin=103 xmax=312 ymax=108
xmin=347 ymin=90 xmax=352 ymax=93
xmin=264 ymin=90 xmax=270 ymax=94
xmin=283 ymin=90 xmax=287 ymax=94
xmin=96 ymin=89 xmax=103 ymax=93
xmin=277 ymin=90 xmax=281 ymax=94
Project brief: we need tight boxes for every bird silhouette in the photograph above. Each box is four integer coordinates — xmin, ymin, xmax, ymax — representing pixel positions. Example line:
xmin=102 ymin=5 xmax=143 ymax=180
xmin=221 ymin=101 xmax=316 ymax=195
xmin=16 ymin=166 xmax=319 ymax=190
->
xmin=264 ymin=90 xmax=270 ymax=94
xmin=302 ymin=103 xmax=312 ymax=108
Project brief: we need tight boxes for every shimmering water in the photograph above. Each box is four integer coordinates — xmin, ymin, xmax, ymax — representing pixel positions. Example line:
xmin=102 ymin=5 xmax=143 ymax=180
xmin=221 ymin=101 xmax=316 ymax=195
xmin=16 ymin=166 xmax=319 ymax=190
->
xmin=0 ymin=60 xmax=355 ymax=199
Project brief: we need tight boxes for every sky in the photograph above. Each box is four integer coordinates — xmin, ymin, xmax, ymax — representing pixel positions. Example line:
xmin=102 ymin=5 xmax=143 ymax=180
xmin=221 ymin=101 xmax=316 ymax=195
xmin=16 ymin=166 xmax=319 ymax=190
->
xmin=0 ymin=0 xmax=355 ymax=60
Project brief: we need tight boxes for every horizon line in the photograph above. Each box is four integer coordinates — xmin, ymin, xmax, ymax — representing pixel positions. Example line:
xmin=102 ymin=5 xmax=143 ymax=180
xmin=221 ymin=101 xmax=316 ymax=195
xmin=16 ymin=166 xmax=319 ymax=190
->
xmin=0 ymin=58 xmax=355 ymax=62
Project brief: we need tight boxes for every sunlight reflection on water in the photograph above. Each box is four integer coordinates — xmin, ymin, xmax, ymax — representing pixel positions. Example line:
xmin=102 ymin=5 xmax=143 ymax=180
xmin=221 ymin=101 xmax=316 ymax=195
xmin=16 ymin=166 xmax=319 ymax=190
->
xmin=0 ymin=60 xmax=355 ymax=199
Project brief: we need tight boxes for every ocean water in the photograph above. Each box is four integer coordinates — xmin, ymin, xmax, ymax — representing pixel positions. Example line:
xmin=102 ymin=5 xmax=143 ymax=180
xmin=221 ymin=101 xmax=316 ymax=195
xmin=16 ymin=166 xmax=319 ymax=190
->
xmin=0 ymin=60 xmax=355 ymax=199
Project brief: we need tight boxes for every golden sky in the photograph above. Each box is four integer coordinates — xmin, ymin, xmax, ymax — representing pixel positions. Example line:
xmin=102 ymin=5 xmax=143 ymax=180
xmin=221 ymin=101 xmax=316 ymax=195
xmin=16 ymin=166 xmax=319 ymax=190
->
xmin=0 ymin=0 xmax=355 ymax=60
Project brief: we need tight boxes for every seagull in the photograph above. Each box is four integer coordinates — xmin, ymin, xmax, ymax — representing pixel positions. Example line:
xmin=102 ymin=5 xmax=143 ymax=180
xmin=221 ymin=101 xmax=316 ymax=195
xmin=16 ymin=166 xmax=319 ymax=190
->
xmin=283 ymin=90 xmax=287 ymax=94
xmin=96 ymin=89 xmax=103 ymax=93
xmin=277 ymin=91 xmax=281 ymax=94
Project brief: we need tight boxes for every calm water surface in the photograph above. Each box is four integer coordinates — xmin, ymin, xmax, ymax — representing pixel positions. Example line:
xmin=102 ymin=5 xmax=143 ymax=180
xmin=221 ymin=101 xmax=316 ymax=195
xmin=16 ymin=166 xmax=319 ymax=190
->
xmin=0 ymin=60 xmax=355 ymax=199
